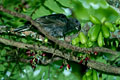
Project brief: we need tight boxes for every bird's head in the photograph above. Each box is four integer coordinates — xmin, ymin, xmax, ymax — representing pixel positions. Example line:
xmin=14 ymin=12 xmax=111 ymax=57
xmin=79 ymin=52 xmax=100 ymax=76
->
xmin=68 ymin=18 xmax=81 ymax=31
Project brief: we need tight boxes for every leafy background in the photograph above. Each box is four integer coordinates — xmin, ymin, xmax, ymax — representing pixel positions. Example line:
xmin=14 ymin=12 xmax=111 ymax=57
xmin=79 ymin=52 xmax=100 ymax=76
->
xmin=0 ymin=0 xmax=120 ymax=80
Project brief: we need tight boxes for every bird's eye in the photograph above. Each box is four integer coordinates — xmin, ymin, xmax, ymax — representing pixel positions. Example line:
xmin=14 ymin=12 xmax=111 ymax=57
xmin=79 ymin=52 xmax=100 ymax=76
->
xmin=75 ymin=20 xmax=78 ymax=23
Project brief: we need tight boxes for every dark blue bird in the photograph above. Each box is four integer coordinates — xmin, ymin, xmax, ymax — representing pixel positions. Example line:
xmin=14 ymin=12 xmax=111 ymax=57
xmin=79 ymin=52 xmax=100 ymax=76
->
xmin=13 ymin=14 xmax=81 ymax=37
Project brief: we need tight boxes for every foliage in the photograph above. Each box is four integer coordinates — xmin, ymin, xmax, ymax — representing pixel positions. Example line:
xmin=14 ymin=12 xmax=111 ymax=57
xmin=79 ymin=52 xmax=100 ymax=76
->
xmin=0 ymin=0 xmax=120 ymax=80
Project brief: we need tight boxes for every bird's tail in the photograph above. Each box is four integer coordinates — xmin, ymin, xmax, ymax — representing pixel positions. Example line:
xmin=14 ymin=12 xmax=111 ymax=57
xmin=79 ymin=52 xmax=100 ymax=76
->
xmin=13 ymin=24 xmax=31 ymax=32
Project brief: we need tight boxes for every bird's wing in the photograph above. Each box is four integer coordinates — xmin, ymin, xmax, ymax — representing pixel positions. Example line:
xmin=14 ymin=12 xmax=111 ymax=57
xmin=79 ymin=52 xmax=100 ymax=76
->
xmin=35 ymin=17 xmax=66 ymax=27
xmin=13 ymin=14 xmax=68 ymax=37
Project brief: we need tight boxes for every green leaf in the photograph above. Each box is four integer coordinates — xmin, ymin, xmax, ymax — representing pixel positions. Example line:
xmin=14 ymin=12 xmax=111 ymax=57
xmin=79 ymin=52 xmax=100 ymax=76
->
xmin=1 ymin=49 xmax=6 ymax=56
xmin=0 ymin=65 xmax=5 ymax=71
xmin=32 ymin=6 xmax=51 ymax=19
xmin=3 ymin=62 xmax=8 ymax=67
xmin=22 ymin=8 xmax=34 ymax=16
xmin=72 ymin=37 xmax=80 ymax=45
xmin=4 ymin=47 xmax=11 ymax=50
xmin=102 ymin=73 xmax=120 ymax=80
xmin=3 ymin=35 xmax=9 ymax=39
xmin=79 ymin=32 xmax=87 ymax=44
xmin=73 ymin=0 xmax=119 ymax=22
xmin=96 ymin=56 xmax=107 ymax=63
xmin=0 ymin=56 xmax=5 ymax=61
xmin=56 ymin=0 xmax=73 ymax=8
xmin=44 ymin=0 xmax=64 ymax=13
xmin=21 ymin=38 xmax=27 ymax=43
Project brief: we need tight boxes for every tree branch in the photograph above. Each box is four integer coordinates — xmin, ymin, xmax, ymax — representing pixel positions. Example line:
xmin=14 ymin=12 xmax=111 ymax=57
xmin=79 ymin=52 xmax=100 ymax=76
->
xmin=0 ymin=5 xmax=118 ymax=55
xmin=0 ymin=37 xmax=120 ymax=75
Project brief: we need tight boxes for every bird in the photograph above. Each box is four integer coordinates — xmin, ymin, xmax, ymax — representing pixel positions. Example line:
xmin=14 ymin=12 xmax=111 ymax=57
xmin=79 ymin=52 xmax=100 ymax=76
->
xmin=13 ymin=14 xmax=81 ymax=37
